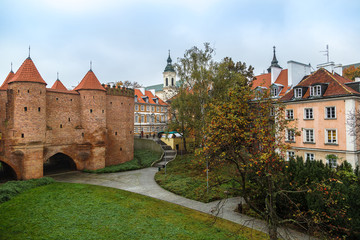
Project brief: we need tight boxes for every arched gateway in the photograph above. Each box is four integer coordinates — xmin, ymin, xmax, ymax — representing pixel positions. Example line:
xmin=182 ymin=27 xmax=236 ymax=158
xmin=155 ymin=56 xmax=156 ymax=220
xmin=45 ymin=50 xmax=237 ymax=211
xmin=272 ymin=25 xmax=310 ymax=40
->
xmin=43 ymin=153 xmax=77 ymax=175
xmin=0 ymin=161 xmax=18 ymax=182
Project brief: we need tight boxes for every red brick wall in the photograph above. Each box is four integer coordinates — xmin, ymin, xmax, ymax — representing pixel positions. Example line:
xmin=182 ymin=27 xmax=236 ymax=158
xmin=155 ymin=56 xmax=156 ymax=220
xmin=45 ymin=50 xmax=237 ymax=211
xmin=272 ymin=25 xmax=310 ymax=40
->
xmin=106 ymin=94 xmax=134 ymax=165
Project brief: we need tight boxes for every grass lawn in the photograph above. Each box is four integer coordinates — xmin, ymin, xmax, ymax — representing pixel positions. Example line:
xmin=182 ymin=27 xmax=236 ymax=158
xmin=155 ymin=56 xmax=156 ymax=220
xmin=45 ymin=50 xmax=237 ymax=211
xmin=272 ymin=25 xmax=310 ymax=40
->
xmin=0 ymin=182 xmax=268 ymax=240
xmin=84 ymin=149 xmax=162 ymax=173
xmin=155 ymin=154 xmax=241 ymax=203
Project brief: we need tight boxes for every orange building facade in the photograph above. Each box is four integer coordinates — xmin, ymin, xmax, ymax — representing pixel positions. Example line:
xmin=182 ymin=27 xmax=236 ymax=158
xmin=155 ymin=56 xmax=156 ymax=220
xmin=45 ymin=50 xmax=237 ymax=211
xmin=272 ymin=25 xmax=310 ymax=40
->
xmin=280 ymin=68 xmax=360 ymax=167
xmin=0 ymin=56 xmax=134 ymax=180
xmin=134 ymin=88 xmax=168 ymax=137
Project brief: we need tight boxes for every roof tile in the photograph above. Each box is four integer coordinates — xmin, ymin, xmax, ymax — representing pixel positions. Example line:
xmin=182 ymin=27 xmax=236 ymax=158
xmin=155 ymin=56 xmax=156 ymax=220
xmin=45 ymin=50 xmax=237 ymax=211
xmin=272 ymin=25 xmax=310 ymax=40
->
xmin=51 ymin=79 xmax=67 ymax=91
xmin=8 ymin=58 xmax=47 ymax=85
xmin=0 ymin=71 xmax=15 ymax=90
xmin=74 ymin=70 xmax=105 ymax=91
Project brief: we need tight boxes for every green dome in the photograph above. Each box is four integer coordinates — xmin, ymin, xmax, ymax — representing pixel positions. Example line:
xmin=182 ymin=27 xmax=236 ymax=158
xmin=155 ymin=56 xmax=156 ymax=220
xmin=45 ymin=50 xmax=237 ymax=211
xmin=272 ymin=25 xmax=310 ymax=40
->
xmin=164 ymin=50 xmax=175 ymax=72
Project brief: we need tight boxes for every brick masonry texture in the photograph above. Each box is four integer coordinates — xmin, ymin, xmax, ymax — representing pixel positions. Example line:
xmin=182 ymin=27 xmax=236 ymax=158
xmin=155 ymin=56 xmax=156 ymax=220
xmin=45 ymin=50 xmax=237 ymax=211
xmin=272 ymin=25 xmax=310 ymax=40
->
xmin=0 ymin=60 xmax=134 ymax=180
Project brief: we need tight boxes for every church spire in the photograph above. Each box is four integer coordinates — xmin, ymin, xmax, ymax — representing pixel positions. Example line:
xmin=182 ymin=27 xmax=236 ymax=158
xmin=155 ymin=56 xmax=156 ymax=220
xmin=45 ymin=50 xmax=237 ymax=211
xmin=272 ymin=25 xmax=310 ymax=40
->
xmin=267 ymin=46 xmax=282 ymax=73
xmin=164 ymin=50 xmax=175 ymax=72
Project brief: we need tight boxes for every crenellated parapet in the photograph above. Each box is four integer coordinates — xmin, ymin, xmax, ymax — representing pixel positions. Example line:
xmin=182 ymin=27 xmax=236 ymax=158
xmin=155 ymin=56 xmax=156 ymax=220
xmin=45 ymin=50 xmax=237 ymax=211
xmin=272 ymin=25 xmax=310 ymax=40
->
xmin=103 ymin=84 xmax=134 ymax=97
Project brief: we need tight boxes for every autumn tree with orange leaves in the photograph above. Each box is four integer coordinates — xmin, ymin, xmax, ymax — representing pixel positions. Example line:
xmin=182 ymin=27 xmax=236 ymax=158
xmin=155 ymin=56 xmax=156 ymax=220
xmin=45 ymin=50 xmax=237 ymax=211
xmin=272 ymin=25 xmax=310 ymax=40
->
xmin=200 ymin=85 xmax=302 ymax=240
xmin=343 ymin=65 xmax=360 ymax=81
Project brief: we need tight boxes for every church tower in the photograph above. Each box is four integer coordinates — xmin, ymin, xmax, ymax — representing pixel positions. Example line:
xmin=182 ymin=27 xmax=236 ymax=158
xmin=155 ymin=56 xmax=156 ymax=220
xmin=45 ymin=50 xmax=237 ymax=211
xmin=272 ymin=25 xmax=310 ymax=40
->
xmin=162 ymin=50 xmax=177 ymax=101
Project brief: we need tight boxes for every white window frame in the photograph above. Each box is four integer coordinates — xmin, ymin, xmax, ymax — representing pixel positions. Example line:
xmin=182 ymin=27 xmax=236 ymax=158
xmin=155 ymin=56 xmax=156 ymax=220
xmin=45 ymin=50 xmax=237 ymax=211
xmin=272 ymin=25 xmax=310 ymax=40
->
xmin=151 ymin=106 xmax=155 ymax=112
xmin=135 ymin=105 xmax=139 ymax=111
xmin=310 ymin=85 xmax=321 ymax=97
xmin=305 ymin=153 xmax=315 ymax=161
xmin=271 ymin=86 xmax=278 ymax=97
xmin=135 ymin=115 xmax=138 ymax=123
xmin=156 ymin=107 xmax=160 ymax=112
xmin=304 ymin=108 xmax=313 ymax=120
xmin=287 ymin=151 xmax=295 ymax=161
xmin=294 ymin=88 xmax=302 ymax=98
xmin=146 ymin=105 xmax=150 ymax=111
xmin=141 ymin=115 xmax=144 ymax=123
xmin=141 ymin=105 xmax=144 ymax=111
xmin=325 ymin=129 xmax=337 ymax=144
xmin=286 ymin=129 xmax=295 ymax=142
xmin=325 ymin=106 xmax=336 ymax=119
xmin=286 ymin=109 xmax=294 ymax=120
xmin=303 ymin=128 xmax=315 ymax=143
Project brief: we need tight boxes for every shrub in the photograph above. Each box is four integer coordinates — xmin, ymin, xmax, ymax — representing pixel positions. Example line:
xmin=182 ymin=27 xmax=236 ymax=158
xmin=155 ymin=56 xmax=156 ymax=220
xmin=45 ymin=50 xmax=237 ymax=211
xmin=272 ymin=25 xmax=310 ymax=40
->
xmin=0 ymin=177 xmax=55 ymax=204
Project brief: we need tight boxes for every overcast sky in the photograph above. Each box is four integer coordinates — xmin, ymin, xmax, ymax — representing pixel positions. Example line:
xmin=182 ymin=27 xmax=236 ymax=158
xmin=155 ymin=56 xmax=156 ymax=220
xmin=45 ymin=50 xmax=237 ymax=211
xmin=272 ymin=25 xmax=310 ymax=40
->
xmin=0 ymin=0 xmax=359 ymax=89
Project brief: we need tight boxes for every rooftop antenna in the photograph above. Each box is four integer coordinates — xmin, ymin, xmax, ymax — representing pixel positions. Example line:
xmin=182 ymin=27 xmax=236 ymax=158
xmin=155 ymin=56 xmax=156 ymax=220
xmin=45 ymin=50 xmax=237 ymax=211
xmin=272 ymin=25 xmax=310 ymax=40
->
xmin=320 ymin=44 xmax=329 ymax=63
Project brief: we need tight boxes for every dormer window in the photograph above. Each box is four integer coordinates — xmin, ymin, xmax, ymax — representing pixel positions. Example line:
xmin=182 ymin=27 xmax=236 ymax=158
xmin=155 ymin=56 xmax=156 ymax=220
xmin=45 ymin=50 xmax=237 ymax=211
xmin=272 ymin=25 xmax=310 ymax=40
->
xmin=134 ymin=95 xmax=138 ymax=102
xmin=152 ymin=98 xmax=159 ymax=104
xmin=310 ymin=85 xmax=321 ymax=97
xmin=294 ymin=88 xmax=302 ymax=98
xmin=271 ymin=87 xmax=278 ymax=97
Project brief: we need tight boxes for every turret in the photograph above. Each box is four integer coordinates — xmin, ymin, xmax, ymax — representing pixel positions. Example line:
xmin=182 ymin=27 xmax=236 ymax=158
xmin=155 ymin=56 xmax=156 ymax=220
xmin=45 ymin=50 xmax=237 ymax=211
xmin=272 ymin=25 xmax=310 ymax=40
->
xmin=6 ymin=56 xmax=47 ymax=179
xmin=74 ymin=67 xmax=106 ymax=169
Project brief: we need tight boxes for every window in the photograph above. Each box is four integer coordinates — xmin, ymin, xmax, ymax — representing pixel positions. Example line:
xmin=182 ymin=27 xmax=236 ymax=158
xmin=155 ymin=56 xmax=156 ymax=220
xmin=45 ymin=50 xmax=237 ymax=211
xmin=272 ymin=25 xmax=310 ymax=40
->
xmin=141 ymin=105 xmax=144 ymax=111
xmin=134 ymin=127 xmax=138 ymax=133
xmin=82 ymin=133 xmax=84 ymax=137
xmin=27 ymin=90 xmax=30 ymax=93
xmin=310 ymin=85 xmax=321 ymax=97
xmin=305 ymin=153 xmax=315 ymax=161
xmin=60 ymin=124 xmax=63 ymax=128
xmin=161 ymin=107 xmax=164 ymax=112
xmin=38 ymin=107 xmax=41 ymax=112
xmin=24 ymin=107 xmax=27 ymax=112
xmin=304 ymin=129 xmax=314 ymax=143
xmin=304 ymin=108 xmax=313 ymax=119
xmin=161 ymin=115 xmax=165 ymax=122
xmin=141 ymin=116 xmax=144 ymax=123
xmin=146 ymin=106 xmax=150 ymax=111
xmin=294 ymin=88 xmax=302 ymax=98
xmin=56 ymin=98 xmax=58 ymax=101
xmin=325 ymin=107 xmax=336 ymax=119
xmin=156 ymin=115 xmax=160 ymax=122
xmin=166 ymin=78 xmax=168 ymax=86
xmin=270 ymin=107 xmax=275 ymax=116
xmin=135 ymin=116 xmax=138 ymax=123
xmin=115 ymin=132 xmax=118 ymax=136
xmin=135 ymin=96 xmax=138 ymax=102
xmin=287 ymin=151 xmax=295 ymax=161
xmin=156 ymin=107 xmax=160 ymax=112
xmin=326 ymin=129 xmax=337 ymax=144
xmin=135 ymin=105 xmax=139 ymax=111
xmin=90 ymin=109 xmax=93 ymax=113
xmin=102 ymin=110 xmax=104 ymax=113
xmin=271 ymin=87 xmax=278 ymax=97
xmin=151 ymin=106 xmax=154 ymax=112
xmin=21 ymin=133 xmax=24 ymax=138
xmin=151 ymin=115 xmax=154 ymax=123
xmin=286 ymin=129 xmax=295 ymax=142
xmin=326 ymin=154 xmax=338 ymax=168
xmin=286 ymin=109 xmax=294 ymax=120
xmin=68 ymin=118 xmax=71 ymax=122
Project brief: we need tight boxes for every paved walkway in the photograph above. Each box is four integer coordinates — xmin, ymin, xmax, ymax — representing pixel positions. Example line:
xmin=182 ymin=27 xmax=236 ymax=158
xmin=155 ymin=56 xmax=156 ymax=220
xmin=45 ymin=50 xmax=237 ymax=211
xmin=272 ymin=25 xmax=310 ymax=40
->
xmin=50 ymin=168 xmax=314 ymax=240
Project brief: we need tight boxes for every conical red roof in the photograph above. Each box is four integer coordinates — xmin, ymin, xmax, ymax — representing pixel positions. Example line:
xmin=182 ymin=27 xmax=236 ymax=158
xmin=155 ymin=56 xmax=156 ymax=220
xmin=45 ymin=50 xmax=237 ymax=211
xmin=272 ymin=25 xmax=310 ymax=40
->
xmin=0 ymin=71 xmax=15 ymax=90
xmin=74 ymin=70 xmax=105 ymax=91
xmin=51 ymin=79 xmax=67 ymax=90
xmin=8 ymin=57 xmax=46 ymax=85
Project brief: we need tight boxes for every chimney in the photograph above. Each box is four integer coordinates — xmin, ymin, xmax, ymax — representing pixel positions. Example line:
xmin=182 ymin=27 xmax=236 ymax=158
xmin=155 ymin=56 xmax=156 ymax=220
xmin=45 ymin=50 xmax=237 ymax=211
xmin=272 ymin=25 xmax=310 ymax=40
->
xmin=287 ymin=61 xmax=311 ymax=86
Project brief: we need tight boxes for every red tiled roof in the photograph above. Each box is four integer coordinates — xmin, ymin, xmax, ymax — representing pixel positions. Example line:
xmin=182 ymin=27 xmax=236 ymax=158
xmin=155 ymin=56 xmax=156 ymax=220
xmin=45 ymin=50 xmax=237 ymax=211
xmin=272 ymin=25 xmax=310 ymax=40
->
xmin=8 ymin=58 xmax=47 ymax=85
xmin=275 ymin=69 xmax=289 ymax=96
xmin=251 ymin=73 xmax=271 ymax=89
xmin=281 ymin=68 xmax=356 ymax=101
xmin=51 ymin=79 xmax=67 ymax=90
xmin=134 ymin=89 xmax=167 ymax=106
xmin=0 ymin=71 xmax=15 ymax=90
xmin=74 ymin=70 xmax=105 ymax=91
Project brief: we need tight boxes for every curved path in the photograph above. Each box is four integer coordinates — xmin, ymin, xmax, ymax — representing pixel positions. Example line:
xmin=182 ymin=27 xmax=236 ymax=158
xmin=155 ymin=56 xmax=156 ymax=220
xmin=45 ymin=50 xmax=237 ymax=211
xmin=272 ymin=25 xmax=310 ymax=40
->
xmin=50 ymin=168 xmax=314 ymax=240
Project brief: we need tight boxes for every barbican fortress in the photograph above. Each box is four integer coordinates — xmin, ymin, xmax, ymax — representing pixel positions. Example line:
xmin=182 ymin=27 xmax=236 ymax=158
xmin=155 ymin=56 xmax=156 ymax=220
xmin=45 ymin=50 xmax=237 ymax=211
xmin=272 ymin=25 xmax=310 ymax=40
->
xmin=0 ymin=55 xmax=134 ymax=180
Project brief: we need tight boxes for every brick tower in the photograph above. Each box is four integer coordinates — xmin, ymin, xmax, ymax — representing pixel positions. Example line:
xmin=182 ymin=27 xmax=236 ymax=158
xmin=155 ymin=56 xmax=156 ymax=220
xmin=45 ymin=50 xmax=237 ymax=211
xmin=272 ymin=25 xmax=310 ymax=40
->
xmin=6 ymin=57 xmax=47 ymax=179
xmin=74 ymin=68 xmax=107 ymax=170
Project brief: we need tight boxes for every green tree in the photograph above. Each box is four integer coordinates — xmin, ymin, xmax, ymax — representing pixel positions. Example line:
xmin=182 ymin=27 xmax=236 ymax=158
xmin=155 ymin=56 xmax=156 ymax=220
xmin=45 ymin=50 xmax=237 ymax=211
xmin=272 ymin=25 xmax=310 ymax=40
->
xmin=170 ymin=43 xmax=254 ymax=150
